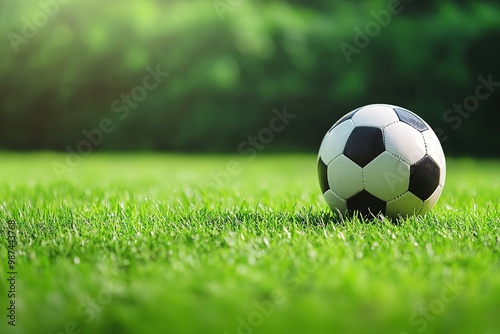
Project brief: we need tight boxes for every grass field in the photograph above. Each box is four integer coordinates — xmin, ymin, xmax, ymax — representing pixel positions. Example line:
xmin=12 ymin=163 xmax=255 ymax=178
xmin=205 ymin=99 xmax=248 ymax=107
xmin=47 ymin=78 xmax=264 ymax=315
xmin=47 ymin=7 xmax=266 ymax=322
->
xmin=0 ymin=153 xmax=499 ymax=334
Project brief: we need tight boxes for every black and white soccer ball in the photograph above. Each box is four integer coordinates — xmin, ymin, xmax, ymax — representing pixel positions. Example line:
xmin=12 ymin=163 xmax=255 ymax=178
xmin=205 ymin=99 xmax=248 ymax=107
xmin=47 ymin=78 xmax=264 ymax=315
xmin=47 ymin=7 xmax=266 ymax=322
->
xmin=317 ymin=104 xmax=446 ymax=218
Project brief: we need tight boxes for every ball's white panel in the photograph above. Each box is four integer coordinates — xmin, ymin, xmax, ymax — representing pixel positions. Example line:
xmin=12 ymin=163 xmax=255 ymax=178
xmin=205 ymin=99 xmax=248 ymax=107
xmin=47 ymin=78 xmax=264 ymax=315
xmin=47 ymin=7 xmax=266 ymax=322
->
xmin=420 ymin=185 xmax=443 ymax=215
xmin=319 ymin=120 xmax=355 ymax=165
xmin=327 ymin=155 xmax=363 ymax=199
xmin=439 ymin=163 xmax=446 ymax=188
xmin=364 ymin=152 xmax=410 ymax=202
xmin=385 ymin=122 xmax=426 ymax=165
xmin=324 ymin=189 xmax=348 ymax=213
xmin=422 ymin=129 xmax=446 ymax=187
xmin=351 ymin=104 xmax=399 ymax=128
xmin=386 ymin=192 xmax=424 ymax=217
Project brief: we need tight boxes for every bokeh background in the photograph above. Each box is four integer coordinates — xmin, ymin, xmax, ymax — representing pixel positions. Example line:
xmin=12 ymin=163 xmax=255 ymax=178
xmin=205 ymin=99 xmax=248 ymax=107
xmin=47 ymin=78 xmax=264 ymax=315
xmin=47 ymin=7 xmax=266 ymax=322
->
xmin=1 ymin=0 xmax=499 ymax=156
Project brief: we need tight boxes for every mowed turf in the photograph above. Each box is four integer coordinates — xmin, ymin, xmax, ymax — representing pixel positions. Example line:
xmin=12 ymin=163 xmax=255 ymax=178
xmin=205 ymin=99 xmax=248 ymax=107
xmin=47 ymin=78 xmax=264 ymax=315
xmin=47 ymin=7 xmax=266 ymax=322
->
xmin=0 ymin=153 xmax=499 ymax=334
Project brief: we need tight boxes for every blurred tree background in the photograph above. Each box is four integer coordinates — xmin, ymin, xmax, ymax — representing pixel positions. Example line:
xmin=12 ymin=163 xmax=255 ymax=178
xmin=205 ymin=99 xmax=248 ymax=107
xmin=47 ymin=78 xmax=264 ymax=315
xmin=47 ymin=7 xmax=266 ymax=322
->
xmin=0 ymin=0 xmax=499 ymax=156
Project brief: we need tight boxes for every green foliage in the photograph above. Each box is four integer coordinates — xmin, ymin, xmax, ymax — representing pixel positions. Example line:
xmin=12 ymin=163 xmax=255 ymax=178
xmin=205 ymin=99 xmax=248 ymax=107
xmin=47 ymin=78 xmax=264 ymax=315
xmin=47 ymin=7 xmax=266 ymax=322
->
xmin=0 ymin=0 xmax=499 ymax=155
xmin=0 ymin=153 xmax=499 ymax=334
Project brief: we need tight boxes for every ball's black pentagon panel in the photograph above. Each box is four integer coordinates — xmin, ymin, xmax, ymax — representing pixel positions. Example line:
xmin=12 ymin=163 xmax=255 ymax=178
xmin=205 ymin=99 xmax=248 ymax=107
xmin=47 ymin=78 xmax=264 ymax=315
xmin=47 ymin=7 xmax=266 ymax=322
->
xmin=347 ymin=190 xmax=387 ymax=217
xmin=409 ymin=155 xmax=440 ymax=200
xmin=394 ymin=107 xmax=428 ymax=132
xmin=317 ymin=158 xmax=330 ymax=194
xmin=330 ymin=108 xmax=360 ymax=131
xmin=343 ymin=127 xmax=385 ymax=167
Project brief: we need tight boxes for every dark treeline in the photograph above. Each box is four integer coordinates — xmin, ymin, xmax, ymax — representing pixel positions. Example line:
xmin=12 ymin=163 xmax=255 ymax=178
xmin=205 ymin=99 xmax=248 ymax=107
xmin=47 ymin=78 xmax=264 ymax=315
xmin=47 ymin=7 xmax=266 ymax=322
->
xmin=1 ymin=0 xmax=499 ymax=156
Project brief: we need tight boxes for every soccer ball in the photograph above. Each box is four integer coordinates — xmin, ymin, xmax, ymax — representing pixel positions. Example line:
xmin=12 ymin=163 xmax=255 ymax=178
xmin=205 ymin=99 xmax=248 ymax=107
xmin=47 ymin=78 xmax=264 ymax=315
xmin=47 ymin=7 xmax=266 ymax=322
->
xmin=317 ymin=104 xmax=446 ymax=218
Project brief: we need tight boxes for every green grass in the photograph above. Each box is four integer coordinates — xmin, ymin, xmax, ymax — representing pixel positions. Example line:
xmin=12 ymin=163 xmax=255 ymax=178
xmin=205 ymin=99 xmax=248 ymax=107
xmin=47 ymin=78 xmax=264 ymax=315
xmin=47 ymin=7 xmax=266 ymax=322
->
xmin=0 ymin=153 xmax=499 ymax=334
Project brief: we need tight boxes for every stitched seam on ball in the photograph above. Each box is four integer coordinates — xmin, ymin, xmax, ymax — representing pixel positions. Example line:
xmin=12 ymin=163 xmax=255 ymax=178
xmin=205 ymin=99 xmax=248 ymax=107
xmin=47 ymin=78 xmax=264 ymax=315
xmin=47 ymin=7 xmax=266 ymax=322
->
xmin=386 ymin=151 xmax=407 ymax=164
xmin=421 ymin=131 xmax=429 ymax=156
xmin=331 ymin=189 xmax=346 ymax=201
xmin=413 ymin=154 xmax=428 ymax=165
xmin=389 ymin=191 xmax=409 ymax=203
xmin=382 ymin=122 xmax=410 ymax=164
xmin=361 ymin=169 xmax=366 ymax=189
xmin=385 ymin=150 xmax=411 ymax=202
xmin=382 ymin=120 xmax=400 ymax=130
